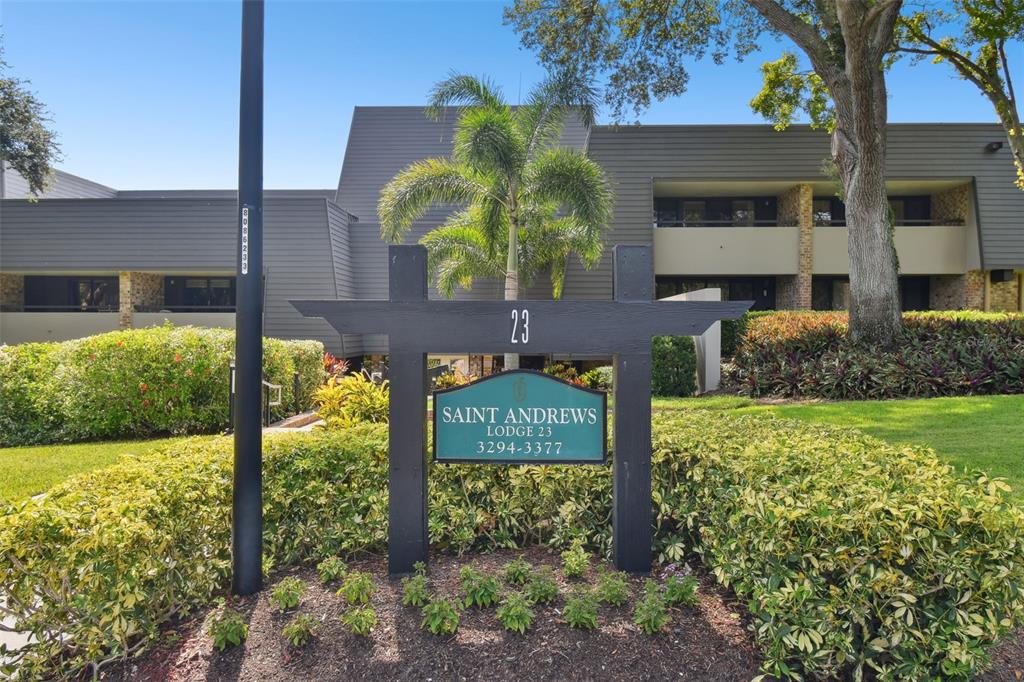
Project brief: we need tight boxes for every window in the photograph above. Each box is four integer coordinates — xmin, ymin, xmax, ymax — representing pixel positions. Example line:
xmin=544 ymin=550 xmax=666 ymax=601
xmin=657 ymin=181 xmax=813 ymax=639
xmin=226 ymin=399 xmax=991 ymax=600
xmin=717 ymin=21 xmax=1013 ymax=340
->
xmin=813 ymin=196 xmax=932 ymax=226
xmin=889 ymin=196 xmax=931 ymax=225
xmin=163 ymin=277 xmax=236 ymax=312
xmin=654 ymin=197 xmax=778 ymax=227
xmin=656 ymin=276 xmax=777 ymax=310
xmin=813 ymin=197 xmax=846 ymax=226
xmin=23 ymin=276 xmax=119 ymax=312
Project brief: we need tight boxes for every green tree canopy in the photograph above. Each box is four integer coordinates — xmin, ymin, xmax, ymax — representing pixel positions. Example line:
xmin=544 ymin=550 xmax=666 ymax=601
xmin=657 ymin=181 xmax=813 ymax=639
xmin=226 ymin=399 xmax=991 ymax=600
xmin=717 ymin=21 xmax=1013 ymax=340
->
xmin=0 ymin=47 xmax=61 ymax=198
xmin=897 ymin=0 xmax=1024 ymax=189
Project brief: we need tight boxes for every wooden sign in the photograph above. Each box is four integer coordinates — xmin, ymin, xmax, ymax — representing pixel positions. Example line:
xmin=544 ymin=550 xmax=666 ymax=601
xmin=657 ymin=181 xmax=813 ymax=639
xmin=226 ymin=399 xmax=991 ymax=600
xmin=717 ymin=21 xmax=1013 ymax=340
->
xmin=292 ymin=244 xmax=751 ymax=576
xmin=433 ymin=370 xmax=607 ymax=464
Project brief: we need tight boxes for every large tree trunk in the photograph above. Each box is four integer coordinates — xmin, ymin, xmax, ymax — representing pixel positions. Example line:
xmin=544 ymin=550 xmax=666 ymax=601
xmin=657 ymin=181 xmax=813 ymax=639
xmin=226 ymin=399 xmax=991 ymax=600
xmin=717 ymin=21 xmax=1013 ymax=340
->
xmin=831 ymin=3 xmax=902 ymax=347
xmin=504 ymin=217 xmax=520 ymax=370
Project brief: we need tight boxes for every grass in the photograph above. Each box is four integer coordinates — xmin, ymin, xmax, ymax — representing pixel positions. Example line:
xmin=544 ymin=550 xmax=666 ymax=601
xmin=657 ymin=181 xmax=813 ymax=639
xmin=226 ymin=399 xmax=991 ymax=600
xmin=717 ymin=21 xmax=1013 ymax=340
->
xmin=655 ymin=394 xmax=1024 ymax=500
xmin=0 ymin=437 xmax=195 ymax=503
xmin=4 ymin=394 xmax=1020 ymax=504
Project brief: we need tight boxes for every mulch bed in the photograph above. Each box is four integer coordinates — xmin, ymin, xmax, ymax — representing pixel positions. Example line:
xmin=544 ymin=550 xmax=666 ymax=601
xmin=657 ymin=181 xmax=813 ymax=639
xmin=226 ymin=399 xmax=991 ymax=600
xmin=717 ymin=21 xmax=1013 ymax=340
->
xmin=103 ymin=547 xmax=763 ymax=681
xmin=101 ymin=545 xmax=1024 ymax=681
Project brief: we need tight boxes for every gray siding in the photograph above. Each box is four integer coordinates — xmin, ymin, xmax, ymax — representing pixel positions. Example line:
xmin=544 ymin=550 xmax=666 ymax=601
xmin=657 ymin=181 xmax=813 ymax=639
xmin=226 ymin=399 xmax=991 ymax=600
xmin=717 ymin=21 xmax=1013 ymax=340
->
xmin=0 ymin=196 xmax=346 ymax=354
xmin=1 ymin=164 xmax=117 ymax=199
xmin=335 ymin=106 xmax=589 ymax=353
xmin=325 ymin=200 xmax=362 ymax=355
xmin=571 ymin=123 xmax=1024 ymax=299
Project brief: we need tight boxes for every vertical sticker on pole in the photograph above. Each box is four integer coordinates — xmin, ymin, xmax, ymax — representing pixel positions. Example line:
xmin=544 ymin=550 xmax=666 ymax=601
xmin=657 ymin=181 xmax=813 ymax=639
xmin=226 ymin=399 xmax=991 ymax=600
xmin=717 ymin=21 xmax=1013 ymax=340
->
xmin=241 ymin=206 xmax=250 ymax=275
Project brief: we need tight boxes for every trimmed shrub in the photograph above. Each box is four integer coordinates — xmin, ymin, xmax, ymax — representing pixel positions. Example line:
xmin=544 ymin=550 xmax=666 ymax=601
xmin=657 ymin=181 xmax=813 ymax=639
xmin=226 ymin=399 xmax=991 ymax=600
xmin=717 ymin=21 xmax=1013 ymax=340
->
xmin=654 ymin=412 xmax=1024 ymax=680
xmin=2 ymin=413 xmax=1022 ymax=679
xmin=727 ymin=310 xmax=1024 ymax=399
xmin=0 ymin=342 xmax=61 ymax=446
xmin=651 ymin=335 xmax=696 ymax=396
xmin=0 ymin=324 xmax=325 ymax=446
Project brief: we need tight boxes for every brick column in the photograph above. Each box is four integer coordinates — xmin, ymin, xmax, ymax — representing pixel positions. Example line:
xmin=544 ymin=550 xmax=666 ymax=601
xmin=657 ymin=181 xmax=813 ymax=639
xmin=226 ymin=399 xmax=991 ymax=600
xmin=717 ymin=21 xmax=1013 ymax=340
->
xmin=775 ymin=184 xmax=814 ymax=309
xmin=119 ymin=272 xmax=164 ymax=329
xmin=0 ymin=273 xmax=25 ymax=311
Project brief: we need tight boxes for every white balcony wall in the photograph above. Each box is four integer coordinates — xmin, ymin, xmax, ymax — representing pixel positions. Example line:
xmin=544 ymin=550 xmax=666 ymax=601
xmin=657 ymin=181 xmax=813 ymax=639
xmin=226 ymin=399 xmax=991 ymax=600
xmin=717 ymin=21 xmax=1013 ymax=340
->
xmin=813 ymin=226 xmax=967 ymax=275
xmin=0 ymin=312 xmax=120 ymax=345
xmin=654 ymin=226 xmax=800 ymax=275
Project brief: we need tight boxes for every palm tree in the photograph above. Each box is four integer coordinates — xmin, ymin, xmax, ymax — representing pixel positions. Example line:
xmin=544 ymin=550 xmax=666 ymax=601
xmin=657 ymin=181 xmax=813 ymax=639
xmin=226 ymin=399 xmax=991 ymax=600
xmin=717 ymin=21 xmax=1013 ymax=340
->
xmin=378 ymin=71 xmax=614 ymax=369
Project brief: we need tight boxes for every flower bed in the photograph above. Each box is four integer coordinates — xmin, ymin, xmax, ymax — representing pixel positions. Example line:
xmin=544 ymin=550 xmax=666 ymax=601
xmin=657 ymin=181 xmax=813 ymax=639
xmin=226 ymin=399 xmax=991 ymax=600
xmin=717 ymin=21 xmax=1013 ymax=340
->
xmin=726 ymin=310 xmax=1024 ymax=399
xmin=2 ymin=412 xmax=1022 ymax=679
xmin=0 ymin=324 xmax=324 ymax=446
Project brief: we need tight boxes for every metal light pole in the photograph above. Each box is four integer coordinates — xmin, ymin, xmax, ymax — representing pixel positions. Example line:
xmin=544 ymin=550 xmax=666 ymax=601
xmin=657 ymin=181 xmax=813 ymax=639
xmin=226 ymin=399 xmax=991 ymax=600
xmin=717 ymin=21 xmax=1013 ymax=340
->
xmin=232 ymin=0 xmax=264 ymax=596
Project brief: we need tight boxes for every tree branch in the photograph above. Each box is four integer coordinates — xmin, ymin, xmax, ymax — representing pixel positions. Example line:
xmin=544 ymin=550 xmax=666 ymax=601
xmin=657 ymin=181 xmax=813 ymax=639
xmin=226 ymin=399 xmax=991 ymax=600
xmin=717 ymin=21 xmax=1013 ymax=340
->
xmin=744 ymin=0 xmax=839 ymax=81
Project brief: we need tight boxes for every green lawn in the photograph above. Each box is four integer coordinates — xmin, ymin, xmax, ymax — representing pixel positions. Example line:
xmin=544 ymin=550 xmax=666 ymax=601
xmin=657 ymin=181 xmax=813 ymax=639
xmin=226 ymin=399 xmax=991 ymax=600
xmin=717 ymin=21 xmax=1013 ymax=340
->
xmin=655 ymin=394 xmax=1024 ymax=500
xmin=0 ymin=437 xmax=194 ymax=503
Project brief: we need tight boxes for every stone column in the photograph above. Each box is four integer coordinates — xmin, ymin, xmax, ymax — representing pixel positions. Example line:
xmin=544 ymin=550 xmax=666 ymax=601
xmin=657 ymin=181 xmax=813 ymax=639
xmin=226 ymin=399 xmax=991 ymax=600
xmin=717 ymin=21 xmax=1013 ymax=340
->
xmin=119 ymin=272 xmax=164 ymax=329
xmin=932 ymin=184 xmax=969 ymax=225
xmin=0 ymin=273 xmax=25 ymax=311
xmin=989 ymin=272 xmax=1022 ymax=312
xmin=775 ymin=184 xmax=814 ymax=309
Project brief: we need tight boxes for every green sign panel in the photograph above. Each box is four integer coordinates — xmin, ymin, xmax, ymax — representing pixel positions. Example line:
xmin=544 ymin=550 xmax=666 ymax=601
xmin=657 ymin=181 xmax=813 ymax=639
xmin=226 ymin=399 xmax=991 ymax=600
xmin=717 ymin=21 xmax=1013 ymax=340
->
xmin=433 ymin=370 xmax=607 ymax=464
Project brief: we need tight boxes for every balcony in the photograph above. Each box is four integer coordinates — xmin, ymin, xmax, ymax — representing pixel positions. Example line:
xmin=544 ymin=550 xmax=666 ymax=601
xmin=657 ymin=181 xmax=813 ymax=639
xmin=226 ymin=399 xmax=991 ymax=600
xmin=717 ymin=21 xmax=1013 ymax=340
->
xmin=654 ymin=226 xmax=800 ymax=275
xmin=0 ymin=312 xmax=121 ymax=345
xmin=813 ymin=225 xmax=968 ymax=275
xmin=134 ymin=311 xmax=236 ymax=329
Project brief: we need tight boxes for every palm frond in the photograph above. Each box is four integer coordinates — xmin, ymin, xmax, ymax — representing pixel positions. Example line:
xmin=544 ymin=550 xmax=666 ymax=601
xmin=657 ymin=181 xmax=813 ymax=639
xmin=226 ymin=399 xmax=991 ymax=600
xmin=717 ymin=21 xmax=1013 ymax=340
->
xmin=419 ymin=221 xmax=505 ymax=298
xmin=518 ymin=68 xmax=599 ymax=157
xmin=377 ymin=158 xmax=489 ymax=243
xmin=524 ymin=147 xmax=613 ymax=228
xmin=425 ymin=72 xmax=505 ymax=121
xmin=452 ymin=107 xmax=527 ymax=181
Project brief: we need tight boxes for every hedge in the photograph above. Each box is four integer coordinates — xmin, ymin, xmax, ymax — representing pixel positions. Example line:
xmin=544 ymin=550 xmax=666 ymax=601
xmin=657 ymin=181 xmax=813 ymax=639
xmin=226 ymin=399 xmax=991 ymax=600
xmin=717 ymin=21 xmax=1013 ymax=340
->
xmin=2 ymin=413 xmax=1022 ymax=679
xmin=727 ymin=310 xmax=1024 ymax=399
xmin=651 ymin=335 xmax=697 ymax=396
xmin=0 ymin=324 xmax=325 ymax=446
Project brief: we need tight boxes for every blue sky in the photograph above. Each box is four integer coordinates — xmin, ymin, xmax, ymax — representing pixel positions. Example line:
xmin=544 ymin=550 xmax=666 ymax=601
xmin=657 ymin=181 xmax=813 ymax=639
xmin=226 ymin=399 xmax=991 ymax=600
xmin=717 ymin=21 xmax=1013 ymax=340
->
xmin=2 ymin=0 xmax=1015 ymax=190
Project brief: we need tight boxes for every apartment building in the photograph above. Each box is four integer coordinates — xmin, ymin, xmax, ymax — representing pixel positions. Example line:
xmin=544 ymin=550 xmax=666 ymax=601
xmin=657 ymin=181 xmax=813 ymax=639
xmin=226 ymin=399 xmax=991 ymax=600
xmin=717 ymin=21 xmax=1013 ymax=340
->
xmin=1 ymin=110 xmax=1021 ymax=360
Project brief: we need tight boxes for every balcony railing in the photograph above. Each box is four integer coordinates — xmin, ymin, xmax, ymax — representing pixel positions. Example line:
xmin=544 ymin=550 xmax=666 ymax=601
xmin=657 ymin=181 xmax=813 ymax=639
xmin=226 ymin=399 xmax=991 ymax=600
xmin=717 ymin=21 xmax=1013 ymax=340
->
xmin=654 ymin=219 xmax=794 ymax=228
xmin=814 ymin=218 xmax=966 ymax=227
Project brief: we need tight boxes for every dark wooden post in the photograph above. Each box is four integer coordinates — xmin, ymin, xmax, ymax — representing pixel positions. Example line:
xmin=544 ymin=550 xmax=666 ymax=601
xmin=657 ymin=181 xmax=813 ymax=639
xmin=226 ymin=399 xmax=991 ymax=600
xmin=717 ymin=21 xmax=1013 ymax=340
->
xmin=612 ymin=245 xmax=653 ymax=574
xmin=232 ymin=0 xmax=264 ymax=596
xmin=387 ymin=245 xmax=429 ymax=574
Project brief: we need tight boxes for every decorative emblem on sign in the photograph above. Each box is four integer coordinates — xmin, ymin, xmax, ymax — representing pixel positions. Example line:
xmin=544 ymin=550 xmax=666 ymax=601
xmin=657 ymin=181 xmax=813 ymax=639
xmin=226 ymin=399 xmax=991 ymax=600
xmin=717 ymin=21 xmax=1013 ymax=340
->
xmin=512 ymin=377 xmax=527 ymax=403
xmin=433 ymin=370 xmax=607 ymax=464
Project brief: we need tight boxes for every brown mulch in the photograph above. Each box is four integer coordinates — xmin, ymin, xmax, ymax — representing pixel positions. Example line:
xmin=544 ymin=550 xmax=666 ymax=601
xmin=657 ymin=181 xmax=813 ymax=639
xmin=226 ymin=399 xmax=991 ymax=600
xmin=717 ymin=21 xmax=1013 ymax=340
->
xmin=100 ymin=546 xmax=1024 ymax=682
xmin=102 ymin=547 xmax=764 ymax=682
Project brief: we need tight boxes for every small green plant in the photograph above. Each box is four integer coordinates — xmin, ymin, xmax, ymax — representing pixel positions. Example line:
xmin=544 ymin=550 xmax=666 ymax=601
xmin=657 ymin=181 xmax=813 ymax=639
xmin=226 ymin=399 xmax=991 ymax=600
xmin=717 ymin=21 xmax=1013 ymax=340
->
xmin=413 ymin=561 xmax=426 ymax=575
xmin=460 ymin=564 xmax=500 ymax=608
xmin=420 ymin=598 xmax=460 ymax=635
xmin=341 ymin=607 xmax=377 ymax=636
xmin=524 ymin=568 xmax=559 ymax=605
xmin=496 ymin=591 xmax=535 ymax=634
xmin=337 ymin=571 xmax=375 ymax=605
xmin=663 ymin=574 xmax=699 ymax=607
xmin=562 ymin=589 xmax=598 ymax=629
xmin=633 ymin=581 xmax=671 ymax=634
xmin=503 ymin=557 xmax=532 ymax=585
xmin=204 ymin=599 xmax=249 ymax=651
xmin=282 ymin=612 xmax=318 ymax=647
xmin=317 ymin=556 xmax=347 ymax=583
xmin=595 ymin=570 xmax=630 ymax=606
xmin=560 ymin=541 xmax=590 ymax=579
xmin=401 ymin=573 xmax=430 ymax=607
xmin=270 ymin=576 xmax=306 ymax=612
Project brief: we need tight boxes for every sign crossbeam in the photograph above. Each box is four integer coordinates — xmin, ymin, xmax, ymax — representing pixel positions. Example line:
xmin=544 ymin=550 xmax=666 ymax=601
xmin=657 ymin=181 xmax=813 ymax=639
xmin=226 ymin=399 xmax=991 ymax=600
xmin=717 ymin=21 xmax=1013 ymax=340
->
xmin=292 ymin=244 xmax=751 ymax=575
xmin=289 ymin=300 xmax=750 ymax=354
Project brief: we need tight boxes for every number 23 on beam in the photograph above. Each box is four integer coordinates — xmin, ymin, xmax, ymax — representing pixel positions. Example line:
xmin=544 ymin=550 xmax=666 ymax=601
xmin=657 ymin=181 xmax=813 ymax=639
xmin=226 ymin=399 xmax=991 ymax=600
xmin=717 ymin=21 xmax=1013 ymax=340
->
xmin=510 ymin=309 xmax=530 ymax=344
